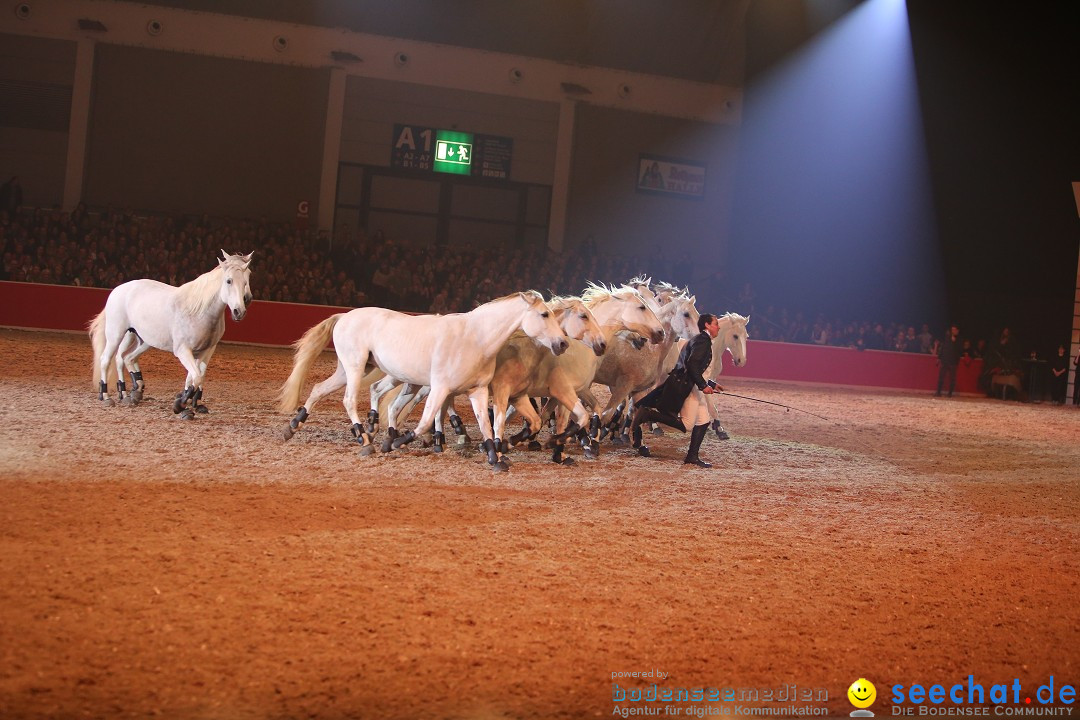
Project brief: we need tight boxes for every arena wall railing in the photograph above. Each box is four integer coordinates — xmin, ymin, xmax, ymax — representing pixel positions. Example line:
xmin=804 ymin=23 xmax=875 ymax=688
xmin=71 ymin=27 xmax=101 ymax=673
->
xmin=0 ymin=281 xmax=948 ymax=392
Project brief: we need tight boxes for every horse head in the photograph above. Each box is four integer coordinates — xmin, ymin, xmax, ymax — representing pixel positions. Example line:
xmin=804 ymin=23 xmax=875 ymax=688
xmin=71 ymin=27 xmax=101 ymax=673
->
xmin=717 ymin=312 xmax=750 ymax=368
xmin=584 ymin=283 xmax=665 ymax=345
xmin=517 ymin=290 xmax=569 ymax=356
xmin=550 ymin=296 xmax=606 ymax=356
xmin=219 ymin=250 xmax=254 ymax=321
xmin=659 ymin=293 xmax=700 ymax=342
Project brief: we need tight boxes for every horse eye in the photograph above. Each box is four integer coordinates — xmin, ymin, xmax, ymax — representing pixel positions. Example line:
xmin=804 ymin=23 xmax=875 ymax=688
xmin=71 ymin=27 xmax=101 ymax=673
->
xmin=226 ymin=279 xmax=232 ymax=284
xmin=541 ymin=311 xmax=549 ymax=318
xmin=639 ymin=305 xmax=646 ymax=311
xmin=580 ymin=313 xmax=588 ymax=320
xmin=683 ymin=312 xmax=690 ymax=318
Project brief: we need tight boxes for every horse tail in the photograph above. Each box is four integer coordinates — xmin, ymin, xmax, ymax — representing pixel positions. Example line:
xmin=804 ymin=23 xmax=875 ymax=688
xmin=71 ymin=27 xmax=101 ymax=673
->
xmin=87 ymin=310 xmax=114 ymax=389
xmin=276 ymin=313 xmax=343 ymax=414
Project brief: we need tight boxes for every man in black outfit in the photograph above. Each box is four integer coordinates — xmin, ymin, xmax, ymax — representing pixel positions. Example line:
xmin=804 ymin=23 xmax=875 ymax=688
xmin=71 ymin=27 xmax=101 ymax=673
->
xmin=630 ymin=313 xmax=722 ymax=467
xmin=935 ymin=324 xmax=961 ymax=397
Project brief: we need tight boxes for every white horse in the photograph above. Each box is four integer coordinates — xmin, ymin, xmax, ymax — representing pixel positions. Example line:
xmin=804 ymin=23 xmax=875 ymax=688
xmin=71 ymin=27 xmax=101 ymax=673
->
xmin=277 ymin=291 xmax=567 ymax=470
xmin=702 ymin=312 xmax=749 ymax=437
xmin=369 ymin=295 xmax=608 ymax=456
xmin=88 ymin=250 xmax=253 ymax=418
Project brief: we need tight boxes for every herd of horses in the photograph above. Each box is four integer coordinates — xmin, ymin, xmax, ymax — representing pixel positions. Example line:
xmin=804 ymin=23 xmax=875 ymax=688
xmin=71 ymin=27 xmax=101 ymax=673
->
xmin=88 ymin=251 xmax=749 ymax=470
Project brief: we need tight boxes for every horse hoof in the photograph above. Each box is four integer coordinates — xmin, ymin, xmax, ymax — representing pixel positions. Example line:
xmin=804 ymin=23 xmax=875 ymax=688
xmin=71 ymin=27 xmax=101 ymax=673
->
xmin=715 ymin=429 xmax=731 ymax=441
xmin=359 ymin=444 xmax=375 ymax=457
xmin=584 ymin=447 xmax=599 ymax=460
xmin=179 ymin=409 xmax=195 ymax=421
xmin=638 ymin=445 xmax=651 ymax=458
xmin=527 ymin=441 xmax=543 ymax=451
xmin=195 ymin=405 xmax=209 ymax=414
xmin=101 ymin=398 xmax=115 ymax=408
xmin=610 ymin=434 xmax=625 ymax=446
xmin=433 ymin=444 xmax=444 ymax=453
xmin=283 ymin=425 xmax=295 ymax=440
xmin=651 ymin=427 xmax=664 ymax=436
xmin=390 ymin=438 xmax=408 ymax=450
xmin=493 ymin=460 xmax=510 ymax=472
xmin=560 ymin=457 xmax=576 ymax=466
xmin=499 ymin=456 xmax=512 ymax=469
xmin=380 ymin=438 xmax=394 ymax=453
xmin=131 ymin=390 xmax=143 ymax=402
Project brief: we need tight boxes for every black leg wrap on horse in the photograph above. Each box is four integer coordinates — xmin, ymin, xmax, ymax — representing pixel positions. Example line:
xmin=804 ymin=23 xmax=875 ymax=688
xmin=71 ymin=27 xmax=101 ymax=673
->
xmin=130 ymin=370 xmax=143 ymax=387
xmin=391 ymin=429 xmax=416 ymax=450
xmin=290 ymin=406 xmax=309 ymax=429
xmin=449 ymin=414 xmax=466 ymax=436
xmin=116 ymin=380 xmax=126 ymax=398
xmin=366 ymin=409 xmax=378 ymax=434
xmin=99 ymin=380 xmax=108 ymax=401
xmin=433 ymin=430 xmax=445 ymax=452
xmin=482 ymin=438 xmax=499 ymax=465
xmin=173 ymin=386 xmax=195 ymax=414
xmin=381 ymin=426 xmax=399 ymax=453
xmin=508 ymin=424 xmax=531 ymax=446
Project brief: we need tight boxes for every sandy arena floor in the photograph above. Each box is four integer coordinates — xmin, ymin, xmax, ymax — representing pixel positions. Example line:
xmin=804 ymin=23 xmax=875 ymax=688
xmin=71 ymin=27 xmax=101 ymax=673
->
xmin=0 ymin=328 xmax=1078 ymax=719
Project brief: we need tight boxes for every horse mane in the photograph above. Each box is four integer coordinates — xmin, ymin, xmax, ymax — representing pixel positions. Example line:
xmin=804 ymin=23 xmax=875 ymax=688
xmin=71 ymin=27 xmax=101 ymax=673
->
xmin=491 ymin=289 xmax=544 ymax=305
xmin=718 ymin=312 xmax=750 ymax=335
xmin=547 ymin=294 xmax=583 ymax=310
xmin=177 ymin=265 xmax=224 ymax=315
xmin=627 ymin=274 xmax=652 ymax=288
xmin=653 ymin=280 xmax=687 ymax=297
xmin=176 ymin=255 xmax=247 ymax=315
xmin=581 ymin=282 xmax=642 ymax=306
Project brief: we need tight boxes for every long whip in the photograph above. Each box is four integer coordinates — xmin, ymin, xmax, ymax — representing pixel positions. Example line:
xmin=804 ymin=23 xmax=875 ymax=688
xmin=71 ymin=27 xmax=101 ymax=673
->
xmin=716 ymin=390 xmax=833 ymax=422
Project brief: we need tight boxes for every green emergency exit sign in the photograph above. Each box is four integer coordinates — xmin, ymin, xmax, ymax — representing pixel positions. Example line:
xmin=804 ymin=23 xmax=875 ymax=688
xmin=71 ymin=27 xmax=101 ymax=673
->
xmin=433 ymin=130 xmax=474 ymax=175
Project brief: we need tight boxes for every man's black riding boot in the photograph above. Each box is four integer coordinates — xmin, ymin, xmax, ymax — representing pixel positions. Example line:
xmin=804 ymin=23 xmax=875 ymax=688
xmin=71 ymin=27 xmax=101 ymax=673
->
xmin=684 ymin=423 xmax=712 ymax=468
xmin=630 ymin=406 xmax=660 ymax=457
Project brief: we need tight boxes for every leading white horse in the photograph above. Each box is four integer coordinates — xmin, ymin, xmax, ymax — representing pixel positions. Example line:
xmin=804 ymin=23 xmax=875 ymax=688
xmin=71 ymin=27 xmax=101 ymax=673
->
xmin=703 ymin=312 xmax=749 ymax=437
xmin=369 ymin=294 xmax=608 ymax=456
xmin=277 ymin=291 xmax=567 ymax=469
xmin=88 ymin=250 xmax=253 ymax=418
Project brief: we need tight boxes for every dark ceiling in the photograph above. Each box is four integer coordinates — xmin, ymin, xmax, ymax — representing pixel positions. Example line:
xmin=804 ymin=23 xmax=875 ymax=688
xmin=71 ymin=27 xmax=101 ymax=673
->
xmin=131 ymin=0 xmax=752 ymax=86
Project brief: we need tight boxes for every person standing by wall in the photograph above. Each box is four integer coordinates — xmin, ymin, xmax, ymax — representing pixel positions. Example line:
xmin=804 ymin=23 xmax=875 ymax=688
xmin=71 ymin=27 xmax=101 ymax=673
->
xmin=1049 ymin=344 xmax=1068 ymax=404
xmin=935 ymin=324 xmax=961 ymax=398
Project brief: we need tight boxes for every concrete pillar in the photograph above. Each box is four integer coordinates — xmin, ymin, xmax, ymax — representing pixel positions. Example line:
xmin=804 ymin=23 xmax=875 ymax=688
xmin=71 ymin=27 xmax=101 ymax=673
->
xmin=318 ymin=67 xmax=347 ymax=234
xmin=547 ymin=98 xmax=577 ymax=252
xmin=62 ymin=39 xmax=95 ymax=211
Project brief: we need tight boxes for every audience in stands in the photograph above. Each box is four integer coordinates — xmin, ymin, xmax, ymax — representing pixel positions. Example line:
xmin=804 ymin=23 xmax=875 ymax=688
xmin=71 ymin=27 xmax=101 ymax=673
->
xmin=2 ymin=204 xmax=1011 ymax=363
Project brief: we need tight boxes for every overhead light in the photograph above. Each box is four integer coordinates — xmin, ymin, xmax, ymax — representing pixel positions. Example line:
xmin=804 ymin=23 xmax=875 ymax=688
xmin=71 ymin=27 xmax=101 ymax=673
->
xmin=560 ymin=82 xmax=592 ymax=96
xmin=77 ymin=18 xmax=108 ymax=32
xmin=330 ymin=50 xmax=362 ymax=63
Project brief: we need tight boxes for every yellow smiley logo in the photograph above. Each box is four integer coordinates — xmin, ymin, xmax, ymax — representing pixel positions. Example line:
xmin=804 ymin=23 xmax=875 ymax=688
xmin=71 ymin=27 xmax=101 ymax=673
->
xmin=848 ymin=678 xmax=877 ymax=709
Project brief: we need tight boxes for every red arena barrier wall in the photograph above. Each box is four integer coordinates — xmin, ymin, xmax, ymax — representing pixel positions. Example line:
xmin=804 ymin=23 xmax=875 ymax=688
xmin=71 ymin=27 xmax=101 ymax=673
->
xmin=0 ymin=281 xmax=346 ymax=347
xmin=1 ymin=281 xmax=948 ymax=391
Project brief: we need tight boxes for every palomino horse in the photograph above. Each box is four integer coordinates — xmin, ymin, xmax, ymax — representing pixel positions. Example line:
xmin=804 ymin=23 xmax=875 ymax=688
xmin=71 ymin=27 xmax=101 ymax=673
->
xmin=88 ymin=250 xmax=253 ymax=418
xmin=502 ymin=283 xmax=666 ymax=464
xmin=584 ymin=286 xmax=700 ymax=437
xmin=277 ymin=291 xmax=567 ymax=470
xmin=369 ymin=295 xmax=607 ymax=458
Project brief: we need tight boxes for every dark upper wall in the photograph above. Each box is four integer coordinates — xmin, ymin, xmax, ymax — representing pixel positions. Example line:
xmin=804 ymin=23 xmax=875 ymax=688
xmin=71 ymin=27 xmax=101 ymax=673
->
xmin=84 ymin=45 xmax=327 ymax=220
xmin=0 ymin=33 xmax=75 ymax=207
xmin=568 ymin=104 xmax=738 ymax=283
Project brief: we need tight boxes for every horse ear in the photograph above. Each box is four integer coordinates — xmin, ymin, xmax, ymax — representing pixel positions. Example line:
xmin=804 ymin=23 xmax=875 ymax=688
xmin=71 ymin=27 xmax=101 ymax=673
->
xmin=220 ymin=248 xmax=230 ymax=262
xmin=242 ymin=251 xmax=254 ymax=267
xmin=745 ymin=315 xmax=750 ymax=324
xmin=688 ymin=295 xmax=696 ymax=305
